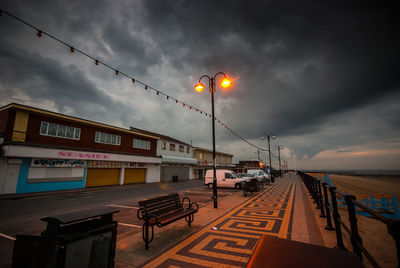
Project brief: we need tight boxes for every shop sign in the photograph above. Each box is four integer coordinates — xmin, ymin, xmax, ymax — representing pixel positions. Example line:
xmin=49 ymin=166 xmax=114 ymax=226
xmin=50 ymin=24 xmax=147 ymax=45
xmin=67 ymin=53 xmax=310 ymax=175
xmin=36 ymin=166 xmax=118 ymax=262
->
xmin=57 ymin=151 xmax=110 ymax=160
xmin=124 ymin=162 xmax=148 ymax=168
xmin=88 ymin=161 xmax=121 ymax=168
xmin=8 ymin=158 xmax=23 ymax=165
xmin=31 ymin=159 xmax=86 ymax=168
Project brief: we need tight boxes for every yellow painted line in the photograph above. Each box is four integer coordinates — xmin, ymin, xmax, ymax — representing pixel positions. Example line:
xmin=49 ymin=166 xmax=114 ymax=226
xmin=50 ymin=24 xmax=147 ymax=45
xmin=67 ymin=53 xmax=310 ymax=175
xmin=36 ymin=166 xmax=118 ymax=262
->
xmin=0 ymin=233 xmax=16 ymax=241
xmin=118 ymin=222 xmax=141 ymax=228
xmin=278 ymin=182 xmax=295 ymax=239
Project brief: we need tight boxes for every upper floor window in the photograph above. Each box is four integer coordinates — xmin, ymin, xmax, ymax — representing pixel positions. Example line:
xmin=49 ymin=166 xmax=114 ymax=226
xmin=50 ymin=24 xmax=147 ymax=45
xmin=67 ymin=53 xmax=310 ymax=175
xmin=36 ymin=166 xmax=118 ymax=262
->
xmin=133 ymin=138 xmax=151 ymax=150
xmin=179 ymin=145 xmax=184 ymax=152
xmin=170 ymin=143 xmax=175 ymax=151
xmin=95 ymin=131 xmax=121 ymax=146
xmin=40 ymin=122 xmax=80 ymax=140
xmin=187 ymin=147 xmax=190 ymax=154
xmin=161 ymin=142 xmax=166 ymax=150
xmin=199 ymin=153 xmax=203 ymax=160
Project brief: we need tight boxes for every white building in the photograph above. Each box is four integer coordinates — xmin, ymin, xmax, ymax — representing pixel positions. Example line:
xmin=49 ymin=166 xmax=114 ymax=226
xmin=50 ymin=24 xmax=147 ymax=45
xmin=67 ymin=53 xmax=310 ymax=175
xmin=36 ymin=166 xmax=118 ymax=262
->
xmin=130 ymin=127 xmax=197 ymax=182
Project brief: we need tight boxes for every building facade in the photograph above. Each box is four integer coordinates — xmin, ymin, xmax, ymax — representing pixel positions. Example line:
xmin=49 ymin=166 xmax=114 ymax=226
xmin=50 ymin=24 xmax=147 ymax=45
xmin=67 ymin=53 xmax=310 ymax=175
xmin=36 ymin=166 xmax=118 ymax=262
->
xmin=130 ymin=127 xmax=197 ymax=182
xmin=192 ymin=147 xmax=234 ymax=179
xmin=0 ymin=103 xmax=161 ymax=194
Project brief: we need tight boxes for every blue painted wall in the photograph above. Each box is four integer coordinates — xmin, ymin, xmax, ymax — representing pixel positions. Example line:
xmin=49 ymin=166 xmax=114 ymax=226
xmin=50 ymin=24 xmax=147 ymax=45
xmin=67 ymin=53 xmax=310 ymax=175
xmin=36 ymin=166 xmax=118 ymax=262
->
xmin=16 ymin=158 xmax=86 ymax=194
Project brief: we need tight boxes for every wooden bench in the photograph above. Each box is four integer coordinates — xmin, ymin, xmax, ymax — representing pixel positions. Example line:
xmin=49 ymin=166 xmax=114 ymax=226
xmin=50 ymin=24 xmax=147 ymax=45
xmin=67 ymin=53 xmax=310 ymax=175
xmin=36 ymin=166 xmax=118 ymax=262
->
xmin=137 ymin=193 xmax=199 ymax=250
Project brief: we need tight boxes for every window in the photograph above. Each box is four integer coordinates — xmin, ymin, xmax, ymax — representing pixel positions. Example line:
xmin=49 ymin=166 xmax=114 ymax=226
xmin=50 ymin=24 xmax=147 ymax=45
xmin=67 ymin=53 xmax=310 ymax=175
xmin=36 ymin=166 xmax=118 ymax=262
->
xmin=187 ymin=147 xmax=190 ymax=154
xmin=95 ymin=131 xmax=121 ymax=146
xmin=161 ymin=142 xmax=166 ymax=150
xmin=169 ymin=143 xmax=175 ymax=151
xmin=133 ymin=138 xmax=151 ymax=150
xmin=199 ymin=153 xmax=203 ymax=160
xmin=225 ymin=173 xmax=233 ymax=179
xmin=179 ymin=145 xmax=184 ymax=152
xmin=40 ymin=121 xmax=80 ymax=140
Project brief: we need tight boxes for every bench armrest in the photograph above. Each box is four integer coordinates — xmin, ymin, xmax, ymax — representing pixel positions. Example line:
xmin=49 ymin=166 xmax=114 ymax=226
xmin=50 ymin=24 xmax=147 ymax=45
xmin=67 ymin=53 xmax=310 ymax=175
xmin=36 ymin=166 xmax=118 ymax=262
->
xmin=182 ymin=197 xmax=199 ymax=211
xmin=181 ymin=197 xmax=191 ymax=209
xmin=137 ymin=208 xmax=144 ymax=220
xmin=190 ymin=201 xmax=199 ymax=211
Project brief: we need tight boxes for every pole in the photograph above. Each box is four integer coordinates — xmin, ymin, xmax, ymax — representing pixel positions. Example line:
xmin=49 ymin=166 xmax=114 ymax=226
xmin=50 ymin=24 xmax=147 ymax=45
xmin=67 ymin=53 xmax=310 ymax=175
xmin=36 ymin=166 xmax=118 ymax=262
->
xmin=268 ymin=136 xmax=272 ymax=172
xmin=257 ymin=149 xmax=260 ymax=161
xmin=278 ymin=146 xmax=281 ymax=174
xmin=210 ymin=77 xmax=217 ymax=208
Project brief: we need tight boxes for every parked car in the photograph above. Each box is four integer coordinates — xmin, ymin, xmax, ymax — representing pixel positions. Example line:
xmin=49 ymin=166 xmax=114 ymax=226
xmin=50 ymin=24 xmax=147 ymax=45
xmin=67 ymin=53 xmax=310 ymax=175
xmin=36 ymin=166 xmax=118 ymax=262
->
xmin=205 ymin=169 xmax=250 ymax=189
xmin=247 ymin=169 xmax=270 ymax=185
xmin=236 ymin=173 xmax=253 ymax=179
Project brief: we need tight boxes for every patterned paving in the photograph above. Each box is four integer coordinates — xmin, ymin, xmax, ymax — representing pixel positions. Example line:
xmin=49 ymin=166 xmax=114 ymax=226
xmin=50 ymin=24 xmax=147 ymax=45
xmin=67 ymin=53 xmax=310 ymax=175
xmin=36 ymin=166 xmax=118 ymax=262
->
xmin=144 ymin=178 xmax=295 ymax=267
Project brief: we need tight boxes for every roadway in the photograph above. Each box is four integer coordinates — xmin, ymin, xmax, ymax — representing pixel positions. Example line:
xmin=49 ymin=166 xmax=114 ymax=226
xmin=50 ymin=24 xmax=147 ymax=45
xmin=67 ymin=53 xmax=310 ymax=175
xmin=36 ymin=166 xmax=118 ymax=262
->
xmin=0 ymin=179 xmax=237 ymax=268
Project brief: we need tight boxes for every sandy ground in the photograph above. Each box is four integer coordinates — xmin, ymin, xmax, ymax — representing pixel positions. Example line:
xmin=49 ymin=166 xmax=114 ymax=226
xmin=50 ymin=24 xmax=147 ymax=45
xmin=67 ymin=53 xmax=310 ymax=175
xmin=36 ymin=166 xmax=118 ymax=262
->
xmin=309 ymin=173 xmax=400 ymax=268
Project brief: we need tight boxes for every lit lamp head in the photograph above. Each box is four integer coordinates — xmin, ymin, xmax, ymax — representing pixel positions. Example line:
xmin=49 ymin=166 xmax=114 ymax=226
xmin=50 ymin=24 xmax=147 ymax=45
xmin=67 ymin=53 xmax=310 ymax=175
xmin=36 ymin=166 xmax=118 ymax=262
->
xmin=195 ymin=82 xmax=205 ymax=92
xmin=220 ymin=77 xmax=232 ymax=88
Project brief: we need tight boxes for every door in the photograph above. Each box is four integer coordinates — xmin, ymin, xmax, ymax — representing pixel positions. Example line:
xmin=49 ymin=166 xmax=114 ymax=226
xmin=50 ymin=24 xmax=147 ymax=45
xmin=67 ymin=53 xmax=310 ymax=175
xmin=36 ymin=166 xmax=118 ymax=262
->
xmin=1 ymin=164 xmax=19 ymax=194
xmin=124 ymin=168 xmax=146 ymax=184
xmin=86 ymin=168 xmax=119 ymax=187
xmin=219 ymin=172 xmax=233 ymax=188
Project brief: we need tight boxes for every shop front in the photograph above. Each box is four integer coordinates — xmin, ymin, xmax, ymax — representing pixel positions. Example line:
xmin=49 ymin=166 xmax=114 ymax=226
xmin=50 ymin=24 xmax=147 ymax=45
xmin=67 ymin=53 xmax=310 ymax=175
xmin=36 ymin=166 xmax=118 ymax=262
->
xmin=1 ymin=145 xmax=161 ymax=194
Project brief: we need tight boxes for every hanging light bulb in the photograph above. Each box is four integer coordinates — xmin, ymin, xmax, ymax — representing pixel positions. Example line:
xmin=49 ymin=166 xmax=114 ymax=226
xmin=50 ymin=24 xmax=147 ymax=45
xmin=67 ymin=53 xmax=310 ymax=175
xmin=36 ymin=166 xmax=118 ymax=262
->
xmin=37 ymin=30 xmax=42 ymax=37
xmin=95 ymin=60 xmax=99 ymax=65
xmin=132 ymin=78 xmax=135 ymax=83
xmin=70 ymin=47 xmax=74 ymax=53
xmin=145 ymin=85 xmax=148 ymax=90
xmin=115 ymin=70 xmax=119 ymax=75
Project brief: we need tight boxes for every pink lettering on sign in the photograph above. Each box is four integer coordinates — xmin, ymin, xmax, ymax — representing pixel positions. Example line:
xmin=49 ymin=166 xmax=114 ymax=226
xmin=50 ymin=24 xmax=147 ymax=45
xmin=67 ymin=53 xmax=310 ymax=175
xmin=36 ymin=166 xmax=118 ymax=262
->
xmin=57 ymin=151 xmax=110 ymax=159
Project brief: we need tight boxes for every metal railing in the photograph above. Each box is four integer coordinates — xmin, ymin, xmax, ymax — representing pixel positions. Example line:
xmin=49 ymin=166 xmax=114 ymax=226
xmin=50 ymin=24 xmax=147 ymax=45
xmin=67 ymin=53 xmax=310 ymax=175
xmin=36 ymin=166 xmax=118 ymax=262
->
xmin=298 ymin=171 xmax=400 ymax=268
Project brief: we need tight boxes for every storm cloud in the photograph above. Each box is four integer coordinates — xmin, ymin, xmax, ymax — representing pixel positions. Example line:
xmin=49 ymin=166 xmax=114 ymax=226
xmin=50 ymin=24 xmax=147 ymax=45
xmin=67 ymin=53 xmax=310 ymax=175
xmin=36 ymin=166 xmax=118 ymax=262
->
xmin=0 ymin=0 xmax=399 ymax=169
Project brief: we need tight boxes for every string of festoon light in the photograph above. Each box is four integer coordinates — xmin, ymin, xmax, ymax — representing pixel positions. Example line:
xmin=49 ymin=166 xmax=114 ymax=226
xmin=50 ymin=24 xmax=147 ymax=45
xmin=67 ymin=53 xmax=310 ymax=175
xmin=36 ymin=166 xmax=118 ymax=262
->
xmin=0 ymin=8 xmax=272 ymax=152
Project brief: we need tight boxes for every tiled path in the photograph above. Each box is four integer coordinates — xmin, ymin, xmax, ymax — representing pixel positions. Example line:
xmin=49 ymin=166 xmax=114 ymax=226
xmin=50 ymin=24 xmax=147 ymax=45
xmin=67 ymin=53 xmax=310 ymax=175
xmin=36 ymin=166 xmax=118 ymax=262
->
xmin=144 ymin=177 xmax=296 ymax=267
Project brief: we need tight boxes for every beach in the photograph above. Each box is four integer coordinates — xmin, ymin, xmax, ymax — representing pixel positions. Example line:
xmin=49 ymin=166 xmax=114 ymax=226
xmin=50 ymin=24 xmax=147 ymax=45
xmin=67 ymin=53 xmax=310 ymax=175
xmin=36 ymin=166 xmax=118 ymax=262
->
xmin=309 ymin=173 xmax=400 ymax=267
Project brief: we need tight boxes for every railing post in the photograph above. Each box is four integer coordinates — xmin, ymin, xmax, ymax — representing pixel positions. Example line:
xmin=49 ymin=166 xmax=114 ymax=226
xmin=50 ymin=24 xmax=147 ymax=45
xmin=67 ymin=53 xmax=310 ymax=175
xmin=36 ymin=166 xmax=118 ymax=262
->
xmin=387 ymin=220 xmax=400 ymax=267
xmin=329 ymin=186 xmax=346 ymax=250
xmin=312 ymin=178 xmax=319 ymax=206
xmin=322 ymin=182 xmax=334 ymax=231
xmin=317 ymin=180 xmax=326 ymax=217
xmin=345 ymin=195 xmax=363 ymax=260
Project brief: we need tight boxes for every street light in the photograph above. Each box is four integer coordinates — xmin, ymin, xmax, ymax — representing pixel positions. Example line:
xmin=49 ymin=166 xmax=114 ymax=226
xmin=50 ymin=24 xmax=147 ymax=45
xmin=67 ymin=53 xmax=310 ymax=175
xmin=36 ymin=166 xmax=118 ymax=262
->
xmin=262 ymin=134 xmax=276 ymax=174
xmin=195 ymin=72 xmax=232 ymax=208
xmin=277 ymin=146 xmax=285 ymax=176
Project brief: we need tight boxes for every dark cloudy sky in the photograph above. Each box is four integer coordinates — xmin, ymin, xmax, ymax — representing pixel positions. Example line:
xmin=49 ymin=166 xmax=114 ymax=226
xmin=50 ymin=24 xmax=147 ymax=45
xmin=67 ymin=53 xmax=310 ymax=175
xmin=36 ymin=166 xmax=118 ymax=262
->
xmin=1 ymin=0 xmax=399 ymax=170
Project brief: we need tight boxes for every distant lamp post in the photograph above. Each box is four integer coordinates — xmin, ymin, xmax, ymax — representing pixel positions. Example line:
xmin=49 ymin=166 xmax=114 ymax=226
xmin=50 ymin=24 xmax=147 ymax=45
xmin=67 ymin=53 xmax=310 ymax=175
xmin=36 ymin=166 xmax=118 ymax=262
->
xmin=0 ymin=132 xmax=5 ymax=146
xmin=195 ymin=72 xmax=232 ymax=208
xmin=262 ymin=134 xmax=276 ymax=173
xmin=277 ymin=146 xmax=285 ymax=175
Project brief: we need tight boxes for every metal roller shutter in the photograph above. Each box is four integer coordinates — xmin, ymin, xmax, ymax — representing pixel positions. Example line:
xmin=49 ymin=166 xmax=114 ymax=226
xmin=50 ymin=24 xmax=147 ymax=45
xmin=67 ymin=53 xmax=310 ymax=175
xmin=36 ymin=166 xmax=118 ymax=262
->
xmin=86 ymin=168 xmax=120 ymax=187
xmin=123 ymin=168 xmax=146 ymax=184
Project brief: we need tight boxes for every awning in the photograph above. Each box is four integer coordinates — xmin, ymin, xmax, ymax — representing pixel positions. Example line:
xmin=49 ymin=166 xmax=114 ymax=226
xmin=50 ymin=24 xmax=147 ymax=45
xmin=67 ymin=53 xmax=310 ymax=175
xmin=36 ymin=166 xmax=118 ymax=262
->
xmin=161 ymin=155 xmax=197 ymax=165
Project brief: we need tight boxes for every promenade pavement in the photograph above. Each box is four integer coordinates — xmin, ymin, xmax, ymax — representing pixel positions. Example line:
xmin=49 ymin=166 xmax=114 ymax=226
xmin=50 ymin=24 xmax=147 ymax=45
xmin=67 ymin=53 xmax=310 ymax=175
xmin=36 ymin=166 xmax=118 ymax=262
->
xmin=116 ymin=174 xmax=327 ymax=267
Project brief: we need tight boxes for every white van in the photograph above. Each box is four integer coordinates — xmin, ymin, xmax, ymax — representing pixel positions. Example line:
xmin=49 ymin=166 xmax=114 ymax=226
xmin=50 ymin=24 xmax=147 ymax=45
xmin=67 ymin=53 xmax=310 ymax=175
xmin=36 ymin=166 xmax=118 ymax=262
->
xmin=205 ymin=169 xmax=249 ymax=189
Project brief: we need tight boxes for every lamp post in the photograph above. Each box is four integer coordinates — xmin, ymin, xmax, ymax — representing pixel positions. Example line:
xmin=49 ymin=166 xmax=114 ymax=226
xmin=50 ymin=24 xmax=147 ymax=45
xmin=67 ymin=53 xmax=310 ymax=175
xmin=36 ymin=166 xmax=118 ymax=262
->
xmin=195 ymin=72 xmax=232 ymax=208
xmin=262 ymin=134 xmax=276 ymax=174
xmin=277 ymin=146 xmax=284 ymax=176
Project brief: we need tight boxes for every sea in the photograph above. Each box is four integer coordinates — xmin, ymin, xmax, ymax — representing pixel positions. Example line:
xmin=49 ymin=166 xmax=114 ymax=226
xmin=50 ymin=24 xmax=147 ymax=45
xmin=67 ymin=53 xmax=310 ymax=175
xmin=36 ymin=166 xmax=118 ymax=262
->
xmin=303 ymin=169 xmax=400 ymax=176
